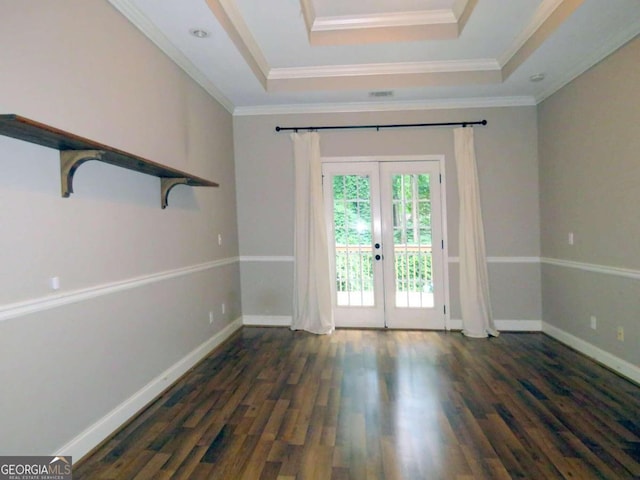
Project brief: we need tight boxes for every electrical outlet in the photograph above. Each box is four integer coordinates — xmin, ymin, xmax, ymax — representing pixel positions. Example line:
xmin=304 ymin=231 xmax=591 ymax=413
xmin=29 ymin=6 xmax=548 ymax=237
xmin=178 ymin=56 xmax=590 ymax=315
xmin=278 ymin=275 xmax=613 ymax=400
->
xmin=50 ymin=276 xmax=61 ymax=291
xmin=590 ymin=316 xmax=597 ymax=330
xmin=568 ymin=232 xmax=574 ymax=245
xmin=221 ymin=303 xmax=226 ymax=315
xmin=218 ymin=233 xmax=222 ymax=246
xmin=209 ymin=311 xmax=214 ymax=324
xmin=617 ymin=326 xmax=624 ymax=341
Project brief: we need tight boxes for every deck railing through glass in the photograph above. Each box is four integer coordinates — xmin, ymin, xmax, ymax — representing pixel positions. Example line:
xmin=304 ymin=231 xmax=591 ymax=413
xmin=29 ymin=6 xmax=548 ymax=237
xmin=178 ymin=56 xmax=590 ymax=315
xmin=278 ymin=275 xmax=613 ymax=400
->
xmin=334 ymin=244 xmax=433 ymax=307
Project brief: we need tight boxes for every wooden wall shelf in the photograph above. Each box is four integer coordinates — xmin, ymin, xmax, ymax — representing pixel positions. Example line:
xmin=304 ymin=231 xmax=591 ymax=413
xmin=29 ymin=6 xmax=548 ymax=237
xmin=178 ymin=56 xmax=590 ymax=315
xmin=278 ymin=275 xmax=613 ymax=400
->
xmin=0 ymin=114 xmax=219 ymax=208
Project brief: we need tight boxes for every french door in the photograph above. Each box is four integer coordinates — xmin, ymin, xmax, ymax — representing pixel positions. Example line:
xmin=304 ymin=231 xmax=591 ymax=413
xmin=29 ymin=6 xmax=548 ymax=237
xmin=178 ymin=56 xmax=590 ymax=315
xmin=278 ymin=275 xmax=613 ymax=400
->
xmin=323 ymin=160 xmax=446 ymax=329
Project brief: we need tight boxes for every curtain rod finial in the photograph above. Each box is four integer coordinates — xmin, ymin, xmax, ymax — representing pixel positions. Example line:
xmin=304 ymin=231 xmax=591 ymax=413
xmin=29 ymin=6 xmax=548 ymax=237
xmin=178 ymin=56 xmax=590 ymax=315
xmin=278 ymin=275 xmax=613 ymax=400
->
xmin=481 ymin=120 xmax=487 ymax=126
xmin=275 ymin=126 xmax=281 ymax=132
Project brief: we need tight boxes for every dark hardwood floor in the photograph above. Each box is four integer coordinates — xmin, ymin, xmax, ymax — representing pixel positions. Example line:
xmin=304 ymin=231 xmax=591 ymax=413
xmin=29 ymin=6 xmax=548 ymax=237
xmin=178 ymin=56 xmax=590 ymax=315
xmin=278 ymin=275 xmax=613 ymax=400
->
xmin=74 ymin=328 xmax=640 ymax=479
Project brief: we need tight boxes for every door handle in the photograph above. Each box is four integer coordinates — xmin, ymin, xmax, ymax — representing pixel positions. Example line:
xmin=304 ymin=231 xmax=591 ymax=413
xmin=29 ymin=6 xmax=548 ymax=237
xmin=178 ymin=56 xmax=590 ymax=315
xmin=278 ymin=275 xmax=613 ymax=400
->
xmin=375 ymin=254 xmax=382 ymax=261
xmin=374 ymin=243 xmax=381 ymax=249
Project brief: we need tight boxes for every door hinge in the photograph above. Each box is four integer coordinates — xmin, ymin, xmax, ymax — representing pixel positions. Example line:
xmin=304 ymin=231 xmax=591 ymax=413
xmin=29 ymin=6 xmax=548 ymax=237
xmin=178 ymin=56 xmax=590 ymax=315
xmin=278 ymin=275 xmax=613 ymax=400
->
xmin=439 ymin=173 xmax=442 ymax=184
xmin=441 ymin=240 xmax=444 ymax=249
xmin=444 ymin=305 xmax=447 ymax=315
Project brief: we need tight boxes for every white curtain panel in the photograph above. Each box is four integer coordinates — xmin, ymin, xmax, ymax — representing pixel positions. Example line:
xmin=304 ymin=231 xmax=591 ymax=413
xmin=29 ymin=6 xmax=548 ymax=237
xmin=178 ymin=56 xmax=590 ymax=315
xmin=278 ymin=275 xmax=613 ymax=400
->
xmin=291 ymin=132 xmax=334 ymax=334
xmin=453 ymin=127 xmax=499 ymax=338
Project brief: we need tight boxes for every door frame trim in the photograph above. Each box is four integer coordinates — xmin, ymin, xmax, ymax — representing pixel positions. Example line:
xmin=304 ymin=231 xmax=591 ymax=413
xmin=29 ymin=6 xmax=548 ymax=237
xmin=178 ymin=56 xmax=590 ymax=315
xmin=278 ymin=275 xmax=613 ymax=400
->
xmin=322 ymin=161 xmax=385 ymax=328
xmin=322 ymin=155 xmax=451 ymax=330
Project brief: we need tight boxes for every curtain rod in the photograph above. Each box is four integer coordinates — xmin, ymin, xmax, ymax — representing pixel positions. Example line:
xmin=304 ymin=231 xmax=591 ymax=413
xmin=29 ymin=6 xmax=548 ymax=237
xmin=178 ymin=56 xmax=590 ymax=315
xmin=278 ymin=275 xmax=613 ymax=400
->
xmin=275 ymin=119 xmax=487 ymax=132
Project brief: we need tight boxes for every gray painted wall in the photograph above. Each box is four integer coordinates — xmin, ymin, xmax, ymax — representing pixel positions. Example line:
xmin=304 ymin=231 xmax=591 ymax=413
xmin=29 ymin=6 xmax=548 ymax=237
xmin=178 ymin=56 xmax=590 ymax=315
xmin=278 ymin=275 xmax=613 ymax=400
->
xmin=0 ymin=1 xmax=240 ymax=455
xmin=234 ymin=106 xmax=541 ymax=324
xmin=6 ymin=0 xmax=636 ymax=459
xmin=539 ymin=35 xmax=640 ymax=367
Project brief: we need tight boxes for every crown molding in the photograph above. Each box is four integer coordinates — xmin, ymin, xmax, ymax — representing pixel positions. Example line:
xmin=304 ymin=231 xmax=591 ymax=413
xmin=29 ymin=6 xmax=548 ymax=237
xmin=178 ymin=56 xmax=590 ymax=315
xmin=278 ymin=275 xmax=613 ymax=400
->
xmin=300 ymin=0 xmax=316 ymax=34
xmin=232 ymin=96 xmax=536 ymax=116
xmin=106 ymin=0 xmax=234 ymax=113
xmin=313 ymin=10 xmax=457 ymax=31
xmin=267 ymin=62 xmax=502 ymax=93
xmin=535 ymin=19 xmax=640 ymax=104
xmin=499 ymin=0 xmax=567 ymax=66
xmin=268 ymin=59 xmax=501 ymax=80
xmin=204 ymin=0 xmax=269 ymax=87
xmin=501 ymin=0 xmax=585 ymax=79
xmin=224 ymin=0 xmax=582 ymax=93
xmin=110 ymin=0 xmax=580 ymax=102
xmin=452 ymin=0 xmax=470 ymax=19
xmin=301 ymin=0 xmax=475 ymax=45
xmin=109 ymin=0 xmax=633 ymax=116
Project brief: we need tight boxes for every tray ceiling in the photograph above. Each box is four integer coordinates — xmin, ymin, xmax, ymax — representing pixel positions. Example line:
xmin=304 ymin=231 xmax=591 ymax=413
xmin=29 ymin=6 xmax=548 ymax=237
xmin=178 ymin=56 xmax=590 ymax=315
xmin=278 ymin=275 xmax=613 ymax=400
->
xmin=108 ymin=0 xmax=640 ymax=114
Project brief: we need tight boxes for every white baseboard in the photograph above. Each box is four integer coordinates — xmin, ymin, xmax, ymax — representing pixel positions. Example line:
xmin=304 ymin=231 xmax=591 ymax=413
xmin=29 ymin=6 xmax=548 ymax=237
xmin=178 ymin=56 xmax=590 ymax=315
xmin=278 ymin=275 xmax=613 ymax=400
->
xmin=243 ymin=316 xmax=541 ymax=332
xmin=446 ymin=319 xmax=463 ymax=330
xmin=55 ymin=317 xmax=243 ymax=461
xmin=447 ymin=319 xmax=541 ymax=331
xmin=243 ymin=315 xmax=292 ymax=327
xmin=495 ymin=319 xmax=542 ymax=331
xmin=542 ymin=322 xmax=640 ymax=385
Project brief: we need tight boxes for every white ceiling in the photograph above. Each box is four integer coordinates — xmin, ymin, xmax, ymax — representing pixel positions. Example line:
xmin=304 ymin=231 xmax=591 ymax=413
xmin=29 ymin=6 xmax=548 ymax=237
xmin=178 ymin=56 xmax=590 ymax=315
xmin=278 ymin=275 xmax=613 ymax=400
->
xmin=108 ymin=0 xmax=640 ymax=114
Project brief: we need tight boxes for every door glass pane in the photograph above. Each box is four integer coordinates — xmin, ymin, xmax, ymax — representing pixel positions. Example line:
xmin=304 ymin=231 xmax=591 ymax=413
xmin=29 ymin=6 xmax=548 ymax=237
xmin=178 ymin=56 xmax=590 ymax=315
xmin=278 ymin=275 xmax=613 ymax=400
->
xmin=332 ymin=175 xmax=374 ymax=306
xmin=391 ymin=174 xmax=433 ymax=308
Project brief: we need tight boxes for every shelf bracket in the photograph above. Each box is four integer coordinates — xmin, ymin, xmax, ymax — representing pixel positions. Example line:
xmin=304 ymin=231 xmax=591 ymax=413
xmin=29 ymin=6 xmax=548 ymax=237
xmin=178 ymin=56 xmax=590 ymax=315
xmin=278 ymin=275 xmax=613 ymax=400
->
xmin=60 ymin=150 xmax=105 ymax=198
xmin=160 ymin=177 xmax=189 ymax=209
xmin=1 ymin=115 xmax=219 ymax=208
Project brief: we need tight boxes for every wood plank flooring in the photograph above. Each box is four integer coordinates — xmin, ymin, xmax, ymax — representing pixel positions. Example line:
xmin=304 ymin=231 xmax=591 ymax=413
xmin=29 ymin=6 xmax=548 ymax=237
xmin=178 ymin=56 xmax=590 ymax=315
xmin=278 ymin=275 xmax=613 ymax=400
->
xmin=74 ymin=328 xmax=640 ymax=479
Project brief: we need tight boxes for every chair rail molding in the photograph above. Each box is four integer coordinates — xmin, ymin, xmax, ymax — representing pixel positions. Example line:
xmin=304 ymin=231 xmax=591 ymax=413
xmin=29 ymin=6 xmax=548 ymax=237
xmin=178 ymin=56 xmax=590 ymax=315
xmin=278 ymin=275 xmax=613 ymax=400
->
xmin=541 ymin=257 xmax=640 ymax=280
xmin=0 ymin=257 xmax=239 ymax=323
